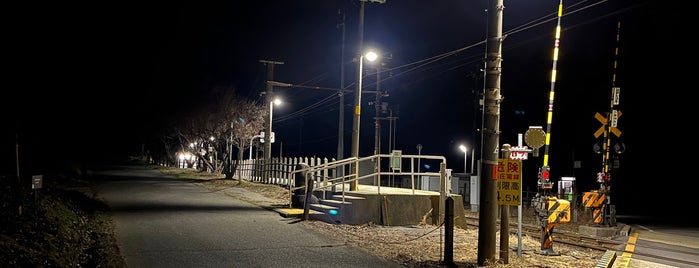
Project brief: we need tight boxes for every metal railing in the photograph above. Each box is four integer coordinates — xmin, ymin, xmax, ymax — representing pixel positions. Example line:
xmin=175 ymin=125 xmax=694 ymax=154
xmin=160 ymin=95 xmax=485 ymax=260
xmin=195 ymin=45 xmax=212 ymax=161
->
xmin=287 ymin=154 xmax=448 ymax=208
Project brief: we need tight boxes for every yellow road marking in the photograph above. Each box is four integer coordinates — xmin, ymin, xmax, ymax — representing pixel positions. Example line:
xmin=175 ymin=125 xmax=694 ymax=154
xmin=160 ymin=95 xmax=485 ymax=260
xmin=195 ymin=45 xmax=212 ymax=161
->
xmin=616 ymin=231 xmax=638 ymax=267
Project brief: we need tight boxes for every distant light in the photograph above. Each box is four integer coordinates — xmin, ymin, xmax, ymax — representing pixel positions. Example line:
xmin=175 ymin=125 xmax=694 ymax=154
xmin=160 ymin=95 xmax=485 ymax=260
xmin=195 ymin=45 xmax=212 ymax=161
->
xmin=365 ymin=51 xmax=378 ymax=62
xmin=328 ymin=209 xmax=339 ymax=215
xmin=459 ymin=144 xmax=467 ymax=153
xmin=273 ymin=98 xmax=282 ymax=105
xmin=424 ymin=164 xmax=430 ymax=170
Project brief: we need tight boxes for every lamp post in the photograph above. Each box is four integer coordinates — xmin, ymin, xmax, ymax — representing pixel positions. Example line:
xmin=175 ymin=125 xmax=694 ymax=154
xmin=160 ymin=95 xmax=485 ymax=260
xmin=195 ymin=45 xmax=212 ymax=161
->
xmin=350 ymin=50 xmax=377 ymax=190
xmin=459 ymin=144 xmax=468 ymax=173
xmin=350 ymin=0 xmax=384 ymax=191
xmin=417 ymin=143 xmax=423 ymax=188
xmin=262 ymin=98 xmax=281 ymax=183
xmin=260 ymin=60 xmax=283 ymax=183
xmin=416 ymin=144 xmax=422 ymax=173
xmin=268 ymin=97 xmax=281 ymax=152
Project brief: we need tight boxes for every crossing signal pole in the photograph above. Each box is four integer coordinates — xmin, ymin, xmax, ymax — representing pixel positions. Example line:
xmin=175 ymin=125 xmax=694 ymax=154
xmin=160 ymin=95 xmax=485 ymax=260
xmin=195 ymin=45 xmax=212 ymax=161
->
xmin=585 ymin=21 xmax=625 ymax=227
xmin=530 ymin=0 xmax=571 ymax=256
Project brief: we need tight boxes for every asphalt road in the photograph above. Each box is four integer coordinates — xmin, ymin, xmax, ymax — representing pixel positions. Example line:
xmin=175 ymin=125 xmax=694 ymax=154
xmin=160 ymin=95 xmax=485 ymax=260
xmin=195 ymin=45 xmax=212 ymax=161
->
xmin=613 ymin=215 xmax=699 ymax=268
xmin=92 ymin=165 xmax=403 ymax=268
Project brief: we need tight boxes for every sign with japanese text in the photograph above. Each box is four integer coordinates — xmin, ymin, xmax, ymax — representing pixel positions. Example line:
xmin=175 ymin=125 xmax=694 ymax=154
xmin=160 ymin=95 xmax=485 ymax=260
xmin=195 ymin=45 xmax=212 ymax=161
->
xmin=509 ymin=146 xmax=529 ymax=160
xmin=496 ymin=158 xmax=522 ymax=206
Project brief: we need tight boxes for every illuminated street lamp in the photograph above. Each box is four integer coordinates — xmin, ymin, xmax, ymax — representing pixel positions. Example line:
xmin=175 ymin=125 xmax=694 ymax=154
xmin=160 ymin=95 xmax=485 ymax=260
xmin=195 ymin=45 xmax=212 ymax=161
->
xmin=350 ymin=50 xmax=378 ymax=189
xmin=349 ymin=0 xmax=385 ymax=191
xmin=267 ymin=97 xmax=281 ymax=154
xmin=459 ymin=144 xmax=468 ymax=173
xmin=261 ymin=97 xmax=281 ymax=183
xmin=270 ymin=98 xmax=281 ymax=125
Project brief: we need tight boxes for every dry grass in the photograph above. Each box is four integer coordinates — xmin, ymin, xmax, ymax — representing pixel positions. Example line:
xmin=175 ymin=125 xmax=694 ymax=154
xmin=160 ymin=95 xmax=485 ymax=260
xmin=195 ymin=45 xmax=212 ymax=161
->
xmin=161 ymin=167 xmax=606 ymax=268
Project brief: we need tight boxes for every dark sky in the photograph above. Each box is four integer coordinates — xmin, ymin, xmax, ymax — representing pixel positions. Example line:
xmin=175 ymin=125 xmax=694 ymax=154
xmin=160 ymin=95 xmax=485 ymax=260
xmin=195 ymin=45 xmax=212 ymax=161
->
xmin=5 ymin=0 xmax=683 ymax=216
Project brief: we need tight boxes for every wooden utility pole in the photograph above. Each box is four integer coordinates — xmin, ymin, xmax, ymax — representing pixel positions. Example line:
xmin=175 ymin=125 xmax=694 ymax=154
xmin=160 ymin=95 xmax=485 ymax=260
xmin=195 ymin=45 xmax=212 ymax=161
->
xmin=478 ymin=0 xmax=503 ymax=265
xmin=337 ymin=8 xmax=347 ymax=179
xmin=260 ymin=60 xmax=283 ymax=183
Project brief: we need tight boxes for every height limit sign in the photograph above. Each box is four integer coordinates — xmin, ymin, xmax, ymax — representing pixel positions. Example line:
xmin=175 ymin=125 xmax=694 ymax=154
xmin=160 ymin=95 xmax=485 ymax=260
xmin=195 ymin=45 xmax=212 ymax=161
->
xmin=496 ymin=158 xmax=522 ymax=206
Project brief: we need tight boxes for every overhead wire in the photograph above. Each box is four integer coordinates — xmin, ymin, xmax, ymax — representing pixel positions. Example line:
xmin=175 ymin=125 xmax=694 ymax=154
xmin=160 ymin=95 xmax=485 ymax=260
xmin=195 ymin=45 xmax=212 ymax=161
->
xmin=269 ymin=0 xmax=634 ymax=142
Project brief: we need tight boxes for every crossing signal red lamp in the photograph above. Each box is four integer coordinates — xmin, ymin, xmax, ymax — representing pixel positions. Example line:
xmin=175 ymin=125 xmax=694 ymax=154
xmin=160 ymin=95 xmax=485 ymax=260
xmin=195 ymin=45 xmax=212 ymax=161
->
xmin=539 ymin=166 xmax=550 ymax=180
xmin=538 ymin=166 xmax=552 ymax=190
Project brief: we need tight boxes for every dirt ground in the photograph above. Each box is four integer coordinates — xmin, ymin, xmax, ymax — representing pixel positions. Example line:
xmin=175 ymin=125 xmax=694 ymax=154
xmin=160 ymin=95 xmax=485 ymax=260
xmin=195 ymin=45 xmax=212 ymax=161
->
xmin=175 ymin=168 xmax=606 ymax=268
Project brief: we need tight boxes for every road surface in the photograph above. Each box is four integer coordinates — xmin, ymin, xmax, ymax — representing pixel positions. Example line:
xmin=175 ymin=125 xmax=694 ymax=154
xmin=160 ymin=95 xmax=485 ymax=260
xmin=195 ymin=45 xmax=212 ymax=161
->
xmin=92 ymin=165 xmax=403 ymax=268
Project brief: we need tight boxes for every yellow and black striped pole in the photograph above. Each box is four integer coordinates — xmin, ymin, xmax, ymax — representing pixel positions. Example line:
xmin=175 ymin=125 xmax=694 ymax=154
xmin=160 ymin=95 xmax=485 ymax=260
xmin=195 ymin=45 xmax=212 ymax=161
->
xmin=537 ymin=0 xmax=564 ymax=193
xmin=533 ymin=0 xmax=567 ymax=256
xmin=601 ymin=21 xmax=622 ymax=193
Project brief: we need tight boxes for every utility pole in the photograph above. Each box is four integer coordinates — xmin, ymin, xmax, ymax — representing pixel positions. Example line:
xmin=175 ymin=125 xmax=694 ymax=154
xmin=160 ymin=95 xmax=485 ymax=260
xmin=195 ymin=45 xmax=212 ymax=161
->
xmin=350 ymin=0 xmax=366 ymax=191
xmin=477 ymin=0 xmax=503 ymax=265
xmin=260 ymin=60 xmax=283 ymax=184
xmin=337 ymin=8 xmax=347 ymax=179
xmin=350 ymin=0 xmax=386 ymax=191
xmin=373 ymin=64 xmax=382 ymax=185
xmin=374 ymin=64 xmax=381 ymax=157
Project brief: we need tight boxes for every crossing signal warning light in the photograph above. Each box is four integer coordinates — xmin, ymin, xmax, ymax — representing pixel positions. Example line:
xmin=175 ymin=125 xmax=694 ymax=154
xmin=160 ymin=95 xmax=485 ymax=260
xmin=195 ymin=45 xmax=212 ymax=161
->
xmin=540 ymin=166 xmax=550 ymax=180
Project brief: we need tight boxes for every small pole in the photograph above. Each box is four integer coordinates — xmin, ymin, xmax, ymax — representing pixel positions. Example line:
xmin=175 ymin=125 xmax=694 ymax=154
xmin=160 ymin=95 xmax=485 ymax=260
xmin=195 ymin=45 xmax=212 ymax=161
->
xmin=444 ymin=197 xmax=454 ymax=266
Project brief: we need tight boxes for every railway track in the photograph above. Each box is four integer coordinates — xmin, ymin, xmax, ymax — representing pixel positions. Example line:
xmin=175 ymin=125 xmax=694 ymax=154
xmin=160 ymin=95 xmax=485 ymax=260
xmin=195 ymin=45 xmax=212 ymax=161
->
xmin=464 ymin=216 xmax=699 ymax=267
xmin=463 ymin=215 xmax=622 ymax=251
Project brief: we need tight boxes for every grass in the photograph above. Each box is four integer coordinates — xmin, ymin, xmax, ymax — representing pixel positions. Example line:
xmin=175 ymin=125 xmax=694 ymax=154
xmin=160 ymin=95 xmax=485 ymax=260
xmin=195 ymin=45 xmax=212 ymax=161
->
xmin=0 ymin=175 xmax=126 ymax=267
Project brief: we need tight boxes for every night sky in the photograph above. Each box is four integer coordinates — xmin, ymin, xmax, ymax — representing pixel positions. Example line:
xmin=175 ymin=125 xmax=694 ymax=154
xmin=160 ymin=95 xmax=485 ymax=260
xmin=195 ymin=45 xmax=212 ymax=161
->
xmin=5 ymin=0 xmax=684 ymax=217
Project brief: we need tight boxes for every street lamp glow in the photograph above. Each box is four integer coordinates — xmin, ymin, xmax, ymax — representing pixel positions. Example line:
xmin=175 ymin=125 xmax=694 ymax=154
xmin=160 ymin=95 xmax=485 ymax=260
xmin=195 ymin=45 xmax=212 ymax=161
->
xmin=365 ymin=51 xmax=378 ymax=62
xmin=269 ymin=98 xmax=282 ymax=143
xmin=459 ymin=144 xmax=468 ymax=173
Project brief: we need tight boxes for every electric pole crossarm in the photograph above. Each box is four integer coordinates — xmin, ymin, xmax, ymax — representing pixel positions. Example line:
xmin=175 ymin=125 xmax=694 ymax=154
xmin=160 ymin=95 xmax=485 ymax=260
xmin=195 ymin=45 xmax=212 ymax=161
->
xmin=267 ymin=80 xmax=350 ymax=92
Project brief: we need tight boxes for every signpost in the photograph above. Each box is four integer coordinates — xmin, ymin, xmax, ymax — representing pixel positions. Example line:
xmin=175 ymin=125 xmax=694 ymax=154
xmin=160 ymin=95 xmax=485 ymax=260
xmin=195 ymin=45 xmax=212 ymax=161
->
xmin=495 ymin=158 xmax=522 ymax=206
xmin=32 ymin=175 xmax=43 ymax=189
xmin=390 ymin=150 xmax=402 ymax=171
xmin=508 ymin=146 xmax=529 ymax=160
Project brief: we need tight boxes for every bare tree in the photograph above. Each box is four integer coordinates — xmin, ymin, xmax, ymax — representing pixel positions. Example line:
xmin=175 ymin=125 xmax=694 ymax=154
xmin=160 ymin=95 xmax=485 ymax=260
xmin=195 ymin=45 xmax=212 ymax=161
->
xmin=167 ymin=86 xmax=266 ymax=178
xmin=227 ymin=98 xmax=266 ymax=180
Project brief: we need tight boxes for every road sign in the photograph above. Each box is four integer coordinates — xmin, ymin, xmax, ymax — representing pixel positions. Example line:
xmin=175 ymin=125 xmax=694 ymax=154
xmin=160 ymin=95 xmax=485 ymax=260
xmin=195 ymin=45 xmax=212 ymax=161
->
xmin=496 ymin=158 xmax=522 ymax=206
xmin=524 ymin=126 xmax=546 ymax=149
xmin=259 ymin=131 xmax=275 ymax=143
xmin=509 ymin=146 xmax=529 ymax=160
xmin=32 ymin=175 xmax=43 ymax=189
xmin=594 ymin=112 xmax=622 ymax=138
xmin=610 ymin=110 xmax=619 ymax=127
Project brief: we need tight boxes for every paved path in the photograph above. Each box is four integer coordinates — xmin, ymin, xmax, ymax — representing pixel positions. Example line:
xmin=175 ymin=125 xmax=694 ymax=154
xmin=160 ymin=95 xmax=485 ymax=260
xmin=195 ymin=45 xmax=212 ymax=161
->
xmin=92 ymin=165 xmax=403 ymax=268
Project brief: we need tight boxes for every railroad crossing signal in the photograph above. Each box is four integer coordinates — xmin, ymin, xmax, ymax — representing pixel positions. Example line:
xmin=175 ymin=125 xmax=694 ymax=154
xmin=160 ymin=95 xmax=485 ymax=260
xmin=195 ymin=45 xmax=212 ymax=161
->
xmin=594 ymin=111 xmax=621 ymax=138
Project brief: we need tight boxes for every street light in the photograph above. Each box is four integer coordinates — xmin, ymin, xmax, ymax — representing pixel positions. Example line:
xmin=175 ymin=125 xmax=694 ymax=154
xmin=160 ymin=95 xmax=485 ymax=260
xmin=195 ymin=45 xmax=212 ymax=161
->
xmin=268 ymin=97 xmax=281 ymax=152
xmin=459 ymin=144 xmax=468 ymax=173
xmin=350 ymin=50 xmax=378 ymax=190
xmin=261 ymin=97 xmax=281 ymax=183
xmin=417 ymin=143 xmax=423 ymax=188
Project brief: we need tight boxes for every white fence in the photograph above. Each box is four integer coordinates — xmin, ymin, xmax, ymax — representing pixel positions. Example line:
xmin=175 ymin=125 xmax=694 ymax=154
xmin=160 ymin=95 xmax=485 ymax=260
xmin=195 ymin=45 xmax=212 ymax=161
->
xmin=234 ymin=156 xmax=338 ymax=187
